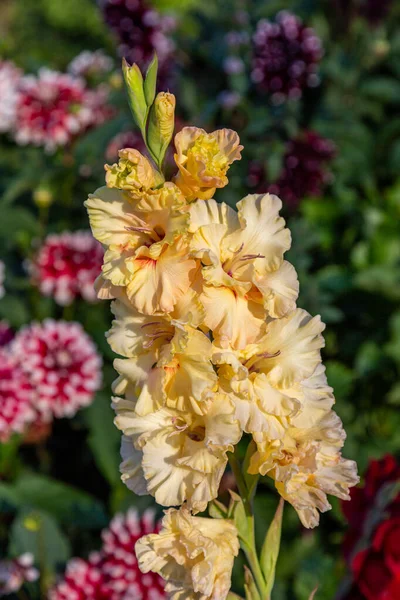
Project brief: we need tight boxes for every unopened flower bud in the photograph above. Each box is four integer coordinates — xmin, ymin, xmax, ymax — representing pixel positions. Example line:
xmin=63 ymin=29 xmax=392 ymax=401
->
xmin=147 ymin=92 xmax=176 ymax=168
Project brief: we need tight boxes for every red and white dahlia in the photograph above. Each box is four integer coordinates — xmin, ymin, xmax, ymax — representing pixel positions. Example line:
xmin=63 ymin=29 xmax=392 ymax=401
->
xmin=0 ymin=348 xmax=35 ymax=442
xmin=0 ymin=61 xmax=22 ymax=133
xmin=49 ymin=509 xmax=166 ymax=600
xmin=0 ymin=554 xmax=39 ymax=597
xmin=14 ymin=69 xmax=110 ymax=152
xmin=100 ymin=509 xmax=165 ymax=599
xmin=31 ymin=231 xmax=103 ymax=306
xmin=11 ymin=320 xmax=102 ymax=420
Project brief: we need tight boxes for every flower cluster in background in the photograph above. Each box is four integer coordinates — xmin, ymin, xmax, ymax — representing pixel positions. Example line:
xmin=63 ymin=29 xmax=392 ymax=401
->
xmin=248 ymin=131 xmax=336 ymax=209
xmin=99 ymin=0 xmax=175 ymax=70
xmin=30 ymin=231 xmax=103 ymax=306
xmin=49 ymin=509 xmax=165 ymax=600
xmin=251 ymin=11 xmax=323 ymax=104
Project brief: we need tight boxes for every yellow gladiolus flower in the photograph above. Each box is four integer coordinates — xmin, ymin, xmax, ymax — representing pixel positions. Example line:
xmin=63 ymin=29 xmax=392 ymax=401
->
xmin=135 ymin=506 xmax=239 ymax=600
xmin=85 ymin=186 xmax=197 ymax=314
xmin=112 ymin=312 xmax=217 ymax=416
xmin=174 ymin=127 xmax=243 ymax=201
xmin=114 ymin=394 xmax=241 ymax=512
xmin=249 ymin=410 xmax=359 ymax=528
xmin=189 ymin=194 xmax=298 ymax=349
xmin=212 ymin=308 xmax=324 ymax=436
xmin=105 ymin=148 xmax=156 ymax=191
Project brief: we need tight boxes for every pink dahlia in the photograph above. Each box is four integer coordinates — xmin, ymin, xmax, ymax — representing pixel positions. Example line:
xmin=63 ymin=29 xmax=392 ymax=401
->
xmin=49 ymin=509 xmax=166 ymax=600
xmin=0 ymin=349 xmax=35 ymax=442
xmin=251 ymin=11 xmax=323 ymax=103
xmin=31 ymin=231 xmax=103 ymax=306
xmin=0 ymin=61 xmax=22 ymax=133
xmin=0 ymin=554 xmax=38 ymax=596
xmin=11 ymin=320 xmax=102 ymax=420
xmin=14 ymin=69 xmax=110 ymax=152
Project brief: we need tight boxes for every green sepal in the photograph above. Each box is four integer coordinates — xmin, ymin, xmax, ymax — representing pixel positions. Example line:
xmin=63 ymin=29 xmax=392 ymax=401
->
xmin=260 ymin=497 xmax=284 ymax=599
xmin=208 ymin=499 xmax=228 ymax=519
xmin=144 ymin=53 xmax=158 ymax=107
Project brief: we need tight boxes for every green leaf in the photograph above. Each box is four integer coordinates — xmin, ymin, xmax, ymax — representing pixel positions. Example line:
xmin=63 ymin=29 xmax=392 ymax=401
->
xmin=122 ymin=58 xmax=148 ymax=135
xmin=144 ymin=53 xmax=158 ymax=107
xmin=260 ymin=498 xmax=284 ymax=599
xmin=243 ymin=440 xmax=258 ymax=501
xmin=84 ymin=392 xmax=121 ymax=487
xmin=0 ymin=482 xmax=21 ymax=512
xmin=229 ymin=491 xmax=252 ymax=543
xmin=13 ymin=474 xmax=107 ymax=528
xmin=9 ymin=509 xmax=71 ymax=571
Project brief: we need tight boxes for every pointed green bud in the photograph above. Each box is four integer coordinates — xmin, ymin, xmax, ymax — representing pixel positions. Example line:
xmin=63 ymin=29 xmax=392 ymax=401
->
xmin=122 ymin=58 xmax=147 ymax=135
xmin=147 ymin=91 xmax=176 ymax=168
xmin=144 ymin=53 xmax=158 ymax=107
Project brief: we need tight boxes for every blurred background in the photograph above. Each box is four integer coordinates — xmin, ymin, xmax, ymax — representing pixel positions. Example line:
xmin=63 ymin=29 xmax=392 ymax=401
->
xmin=0 ymin=0 xmax=400 ymax=598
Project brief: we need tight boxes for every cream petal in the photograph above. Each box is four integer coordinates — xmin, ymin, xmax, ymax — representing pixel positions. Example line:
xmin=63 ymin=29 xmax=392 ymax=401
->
xmin=223 ymin=193 xmax=291 ymax=277
xmin=257 ymin=308 xmax=325 ymax=389
xmin=85 ymin=186 xmax=146 ymax=247
xmin=201 ymin=285 xmax=266 ymax=349
xmin=126 ymin=242 xmax=198 ymax=315
xmin=255 ymin=260 xmax=299 ymax=318
xmin=119 ymin=435 xmax=148 ymax=495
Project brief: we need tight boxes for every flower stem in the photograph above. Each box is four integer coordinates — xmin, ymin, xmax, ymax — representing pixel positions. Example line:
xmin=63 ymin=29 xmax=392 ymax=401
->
xmin=228 ymin=447 xmax=268 ymax=599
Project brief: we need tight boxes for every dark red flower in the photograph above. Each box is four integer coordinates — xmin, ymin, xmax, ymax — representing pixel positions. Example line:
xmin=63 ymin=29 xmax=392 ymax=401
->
xmin=248 ymin=131 xmax=335 ymax=209
xmin=99 ymin=0 xmax=175 ymax=74
xmin=343 ymin=455 xmax=400 ymax=559
xmin=251 ymin=11 xmax=323 ymax=104
xmin=352 ymin=550 xmax=393 ymax=600
xmin=373 ymin=518 xmax=400 ymax=572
